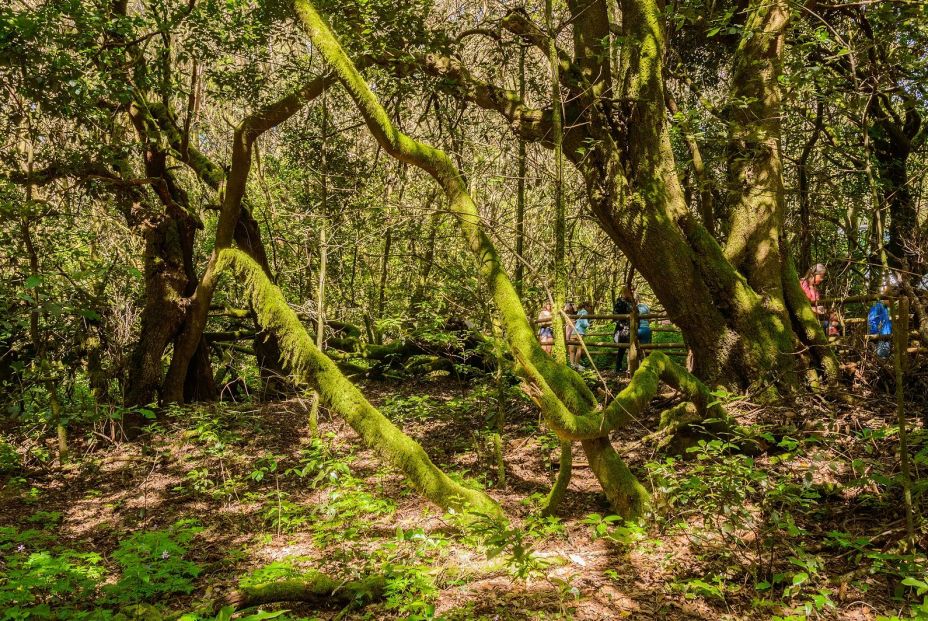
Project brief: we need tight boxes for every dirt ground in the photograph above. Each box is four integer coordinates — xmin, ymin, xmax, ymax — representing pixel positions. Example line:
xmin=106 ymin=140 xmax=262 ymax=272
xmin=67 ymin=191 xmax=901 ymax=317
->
xmin=0 ymin=373 xmax=924 ymax=620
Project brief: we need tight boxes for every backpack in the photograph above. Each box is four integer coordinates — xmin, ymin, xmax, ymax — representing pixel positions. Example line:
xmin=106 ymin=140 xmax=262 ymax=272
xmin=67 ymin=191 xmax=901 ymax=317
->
xmin=613 ymin=298 xmax=632 ymax=341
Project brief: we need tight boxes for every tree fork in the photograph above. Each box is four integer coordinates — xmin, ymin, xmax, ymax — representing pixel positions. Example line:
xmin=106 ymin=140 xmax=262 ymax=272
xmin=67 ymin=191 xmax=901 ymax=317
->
xmin=159 ymin=75 xmax=337 ymax=403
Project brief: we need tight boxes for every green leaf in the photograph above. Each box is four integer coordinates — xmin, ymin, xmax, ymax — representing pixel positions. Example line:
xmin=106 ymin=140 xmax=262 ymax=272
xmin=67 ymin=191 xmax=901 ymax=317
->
xmin=240 ymin=610 xmax=290 ymax=621
xmin=78 ymin=308 xmax=101 ymax=321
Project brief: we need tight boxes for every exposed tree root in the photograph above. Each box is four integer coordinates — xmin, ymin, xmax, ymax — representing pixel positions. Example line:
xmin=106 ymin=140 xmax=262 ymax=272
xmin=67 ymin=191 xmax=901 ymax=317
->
xmin=225 ymin=571 xmax=385 ymax=609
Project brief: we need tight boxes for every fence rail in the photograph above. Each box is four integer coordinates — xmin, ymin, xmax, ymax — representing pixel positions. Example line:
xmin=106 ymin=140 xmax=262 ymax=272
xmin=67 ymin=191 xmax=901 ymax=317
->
xmin=539 ymin=296 xmax=923 ymax=373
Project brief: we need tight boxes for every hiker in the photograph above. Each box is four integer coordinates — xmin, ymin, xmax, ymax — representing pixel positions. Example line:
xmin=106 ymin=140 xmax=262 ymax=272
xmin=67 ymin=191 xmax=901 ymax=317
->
xmin=800 ymin=263 xmax=828 ymax=328
xmin=537 ymin=301 xmax=554 ymax=354
xmin=613 ymin=287 xmax=635 ymax=372
xmin=637 ymin=300 xmax=652 ymax=347
xmin=868 ymin=287 xmax=892 ymax=359
xmin=570 ymin=302 xmax=591 ymax=369
xmin=563 ymin=301 xmax=577 ymax=345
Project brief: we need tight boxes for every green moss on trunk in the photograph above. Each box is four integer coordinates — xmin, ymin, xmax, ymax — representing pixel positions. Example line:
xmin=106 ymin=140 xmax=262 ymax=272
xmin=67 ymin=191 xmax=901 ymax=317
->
xmin=218 ymin=249 xmax=500 ymax=517
xmin=540 ymin=440 xmax=572 ymax=517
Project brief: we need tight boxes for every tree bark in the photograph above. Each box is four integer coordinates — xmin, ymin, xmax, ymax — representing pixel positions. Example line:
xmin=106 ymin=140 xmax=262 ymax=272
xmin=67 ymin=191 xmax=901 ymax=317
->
xmin=868 ymin=96 xmax=921 ymax=268
xmin=158 ymin=76 xmax=337 ymax=403
xmin=127 ymin=104 xmax=218 ymax=405
xmin=125 ymin=215 xmax=193 ymax=407
xmin=293 ymin=0 xmax=731 ymax=516
xmin=380 ymin=0 xmax=840 ymax=389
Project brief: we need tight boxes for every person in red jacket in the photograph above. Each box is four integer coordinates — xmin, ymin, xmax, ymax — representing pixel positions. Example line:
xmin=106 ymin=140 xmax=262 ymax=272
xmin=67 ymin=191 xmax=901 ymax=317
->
xmin=800 ymin=263 xmax=828 ymax=328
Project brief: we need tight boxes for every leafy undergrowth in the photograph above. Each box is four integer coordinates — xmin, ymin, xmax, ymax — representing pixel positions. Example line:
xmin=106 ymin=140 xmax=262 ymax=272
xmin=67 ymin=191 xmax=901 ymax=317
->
xmin=0 ymin=378 xmax=926 ymax=620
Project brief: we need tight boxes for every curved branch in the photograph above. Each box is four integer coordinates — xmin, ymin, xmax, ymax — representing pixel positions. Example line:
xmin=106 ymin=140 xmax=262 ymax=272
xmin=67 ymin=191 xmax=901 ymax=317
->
xmin=456 ymin=27 xmax=502 ymax=43
xmin=500 ymin=9 xmax=583 ymax=92
xmin=293 ymin=0 xmax=728 ymax=518
xmin=160 ymin=74 xmax=339 ymax=402
xmin=375 ymin=51 xmax=553 ymax=144
xmin=218 ymin=249 xmax=501 ymax=515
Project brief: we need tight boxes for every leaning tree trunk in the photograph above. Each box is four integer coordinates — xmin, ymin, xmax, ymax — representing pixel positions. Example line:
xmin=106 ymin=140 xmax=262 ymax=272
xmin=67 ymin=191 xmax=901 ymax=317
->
xmin=219 ymin=249 xmax=501 ymax=517
xmin=126 ymin=104 xmax=218 ymax=405
xmin=386 ymin=0 xmax=839 ymax=390
xmin=235 ymin=205 xmax=290 ymax=397
xmin=295 ymin=0 xmax=737 ymax=517
xmin=142 ymin=100 xmax=302 ymax=401
xmin=153 ymin=76 xmax=338 ymax=403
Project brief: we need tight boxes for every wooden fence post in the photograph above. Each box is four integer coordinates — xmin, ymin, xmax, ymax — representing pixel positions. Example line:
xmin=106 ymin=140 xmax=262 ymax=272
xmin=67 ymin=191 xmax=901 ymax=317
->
xmin=893 ymin=296 xmax=915 ymax=550
xmin=628 ymin=304 xmax=639 ymax=373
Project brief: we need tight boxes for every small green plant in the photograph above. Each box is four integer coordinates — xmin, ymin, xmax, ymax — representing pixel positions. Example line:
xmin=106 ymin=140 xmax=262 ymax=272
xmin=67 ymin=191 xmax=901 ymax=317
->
xmin=187 ymin=409 xmax=243 ymax=457
xmin=310 ymin=483 xmax=395 ymax=544
xmin=262 ymin=493 xmax=310 ymax=534
xmin=0 ymin=548 xmax=106 ymax=616
xmin=250 ymin=453 xmax=284 ymax=482
xmin=381 ymin=394 xmax=440 ymax=422
xmin=26 ymin=511 xmax=62 ymax=526
xmin=185 ymin=606 xmax=292 ymax=621
xmin=464 ymin=513 xmax=552 ymax=580
xmin=581 ymin=513 xmax=645 ymax=547
xmin=104 ymin=520 xmax=203 ymax=604
xmin=239 ymin=560 xmax=309 ymax=588
xmin=286 ymin=437 xmax=351 ymax=487
xmin=647 ymin=439 xmax=765 ymax=540
xmin=381 ymin=563 xmax=439 ymax=620
xmin=0 ymin=526 xmax=104 ymax=618
xmin=180 ymin=467 xmax=215 ymax=495
xmin=0 ymin=436 xmax=20 ymax=474
xmin=673 ymin=574 xmax=731 ymax=601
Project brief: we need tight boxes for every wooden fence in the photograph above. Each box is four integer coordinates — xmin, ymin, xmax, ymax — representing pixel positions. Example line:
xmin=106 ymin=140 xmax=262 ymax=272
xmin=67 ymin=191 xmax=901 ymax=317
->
xmin=539 ymin=294 xmax=923 ymax=373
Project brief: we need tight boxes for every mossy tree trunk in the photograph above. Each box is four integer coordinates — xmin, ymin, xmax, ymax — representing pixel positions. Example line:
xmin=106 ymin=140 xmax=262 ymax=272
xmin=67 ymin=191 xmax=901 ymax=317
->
xmin=294 ymin=0 xmax=732 ymax=517
xmin=219 ymin=249 xmax=501 ymax=516
xmin=380 ymin=0 xmax=839 ymax=391
xmin=157 ymin=75 xmax=337 ymax=403
xmin=125 ymin=213 xmax=196 ymax=408
xmin=124 ymin=104 xmax=218 ymax=408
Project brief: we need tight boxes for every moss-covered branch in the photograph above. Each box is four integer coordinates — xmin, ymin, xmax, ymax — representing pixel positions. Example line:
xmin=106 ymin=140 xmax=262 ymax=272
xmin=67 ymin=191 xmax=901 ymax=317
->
xmin=225 ymin=571 xmax=385 ymax=609
xmin=294 ymin=0 xmax=594 ymax=415
xmin=161 ymin=75 xmax=337 ymax=402
xmin=218 ymin=249 xmax=500 ymax=516
xmin=293 ymin=0 xmax=735 ymax=517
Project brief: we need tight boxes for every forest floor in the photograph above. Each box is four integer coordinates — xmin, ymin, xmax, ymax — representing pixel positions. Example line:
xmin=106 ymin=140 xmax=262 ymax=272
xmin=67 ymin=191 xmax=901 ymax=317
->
xmin=1 ymin=370 xmax=927 ymax=620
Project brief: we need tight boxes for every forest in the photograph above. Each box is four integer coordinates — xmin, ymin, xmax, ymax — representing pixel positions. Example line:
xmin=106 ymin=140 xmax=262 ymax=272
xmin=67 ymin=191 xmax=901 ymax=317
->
xmin=1 ymin=0 xmax=928 ymax=618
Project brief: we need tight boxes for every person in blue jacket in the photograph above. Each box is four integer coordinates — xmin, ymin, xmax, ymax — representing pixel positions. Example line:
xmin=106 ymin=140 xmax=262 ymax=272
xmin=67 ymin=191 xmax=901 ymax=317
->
xmin=570 ymin=302 xmax=591 ymax=369
xmin=868 ymin=290 xmax=892 ymax=359
xmin=636 ymin=301 xmax=652 ymax=346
